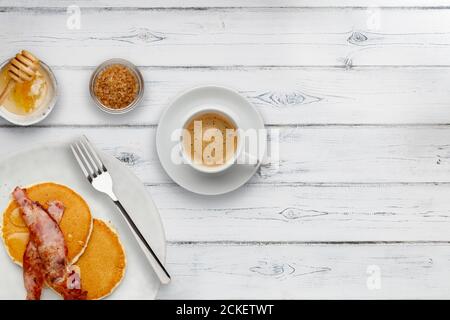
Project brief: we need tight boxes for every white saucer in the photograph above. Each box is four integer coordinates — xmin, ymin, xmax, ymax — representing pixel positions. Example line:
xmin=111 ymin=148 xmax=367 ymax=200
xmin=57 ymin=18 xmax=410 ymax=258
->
xmin=156 ymin=86 xmax=265 ymax=195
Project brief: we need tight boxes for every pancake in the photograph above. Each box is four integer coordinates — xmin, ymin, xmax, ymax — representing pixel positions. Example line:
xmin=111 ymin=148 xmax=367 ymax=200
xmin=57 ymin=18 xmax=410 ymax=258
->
xmin=76 ymin=219 xmax=126 ymax=300
xmin=2 ymin=182 xmax=93 ymax=265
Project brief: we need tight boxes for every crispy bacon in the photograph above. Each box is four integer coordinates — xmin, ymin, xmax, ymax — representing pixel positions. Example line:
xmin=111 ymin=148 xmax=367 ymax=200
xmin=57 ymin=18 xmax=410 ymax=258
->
xmin=23 ymin=241 xmax=44 ymax=300
xmin=47 ymin=200 xmax=65 ymax=224
xmin=13 ymin=187 xmax=86 ymax=300
xmin=22 ymin=200 xmax=66 ymax=300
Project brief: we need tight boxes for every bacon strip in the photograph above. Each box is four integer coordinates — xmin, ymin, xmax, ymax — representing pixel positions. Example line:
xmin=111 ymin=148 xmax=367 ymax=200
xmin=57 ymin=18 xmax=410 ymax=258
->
xmin=47 ymin=200 xmax=65 ymax=224
xmin=13 ymin=187 xmax=86 ymax=300
xmin=22 ymin=200 xmax=66 ymax=300
xmin=23 ymin=241 xmax=44 ymax=300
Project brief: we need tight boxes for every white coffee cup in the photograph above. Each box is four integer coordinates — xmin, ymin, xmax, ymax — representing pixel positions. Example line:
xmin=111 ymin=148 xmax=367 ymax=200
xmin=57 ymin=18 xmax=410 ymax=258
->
xmin=179 ymin=106 xmax=247 ymax=174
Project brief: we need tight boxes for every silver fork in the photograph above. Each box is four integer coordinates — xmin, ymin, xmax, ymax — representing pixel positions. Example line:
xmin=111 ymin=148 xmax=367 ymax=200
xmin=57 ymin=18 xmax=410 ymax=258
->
xmin=70 ymin=136 xmax=171 ymax=285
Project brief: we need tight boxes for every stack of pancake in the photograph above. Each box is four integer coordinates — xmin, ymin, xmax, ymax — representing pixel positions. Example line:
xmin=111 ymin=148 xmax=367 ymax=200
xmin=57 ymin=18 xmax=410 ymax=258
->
xmin=1 ymin=182 xmax=126 ymax=300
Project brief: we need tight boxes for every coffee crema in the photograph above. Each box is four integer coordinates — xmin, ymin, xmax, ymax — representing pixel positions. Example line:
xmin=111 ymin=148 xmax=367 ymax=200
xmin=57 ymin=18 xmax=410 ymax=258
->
xmin=183 ymin=112 xmax=238 ymax=167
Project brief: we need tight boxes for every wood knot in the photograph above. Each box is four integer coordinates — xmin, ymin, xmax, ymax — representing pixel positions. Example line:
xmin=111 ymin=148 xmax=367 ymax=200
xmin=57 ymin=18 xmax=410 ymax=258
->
xmin=252 ymin=91 xmax=321 ymax=108
xmin=347 ymin=31 xmax=368 ymax=45
xmin=250 ymin=261 xmax=331 ymax=278
xmin=279 ymin=208 xmax=328 ymax=220
xmin=116 ymin=152 xmax=139 ymax=165
xmin=250 ymin=261 xmax=295 ymax=277
xmin=131 ymin=27 xmax=165 ymax=43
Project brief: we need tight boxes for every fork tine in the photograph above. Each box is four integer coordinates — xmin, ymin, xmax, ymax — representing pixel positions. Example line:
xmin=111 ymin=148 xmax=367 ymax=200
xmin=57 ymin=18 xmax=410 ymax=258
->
xmin=79 ymin=139 xmax=101 ymax=175
xmin=82 ymin=135 xmax=106 ymax=172
xmin=70 ymin=144 xmax=90 ymax=179
xmin=75 ymin=142 xmax=96 ymax=178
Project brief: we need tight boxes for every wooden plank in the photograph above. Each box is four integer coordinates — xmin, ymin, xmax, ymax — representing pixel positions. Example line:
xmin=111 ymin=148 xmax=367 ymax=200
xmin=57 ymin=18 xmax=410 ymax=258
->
xmin=3 ymin=67 xmax=450 ymax=126
xmin=2 ymin=0 xmax=449 ymax=8
xmin=158 ymin=243 xmax=450 ymax=299
xmin=0 ymin=126 xmax=450 ymax=184
xmin=2 ymin=8 xmax=450 ymax=66
xmin=150 ymin=183 xmax=450 ymax=242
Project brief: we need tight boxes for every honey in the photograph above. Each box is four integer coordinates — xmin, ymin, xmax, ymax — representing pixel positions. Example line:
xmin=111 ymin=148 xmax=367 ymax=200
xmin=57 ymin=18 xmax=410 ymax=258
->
xmin=0 ymin=66 xmax=47 ymax=115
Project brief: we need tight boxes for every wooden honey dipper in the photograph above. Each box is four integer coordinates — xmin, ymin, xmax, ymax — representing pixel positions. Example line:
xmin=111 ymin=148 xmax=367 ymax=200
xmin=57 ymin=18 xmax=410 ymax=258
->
xmin=0 ymin=50 xmax=40 ymax=105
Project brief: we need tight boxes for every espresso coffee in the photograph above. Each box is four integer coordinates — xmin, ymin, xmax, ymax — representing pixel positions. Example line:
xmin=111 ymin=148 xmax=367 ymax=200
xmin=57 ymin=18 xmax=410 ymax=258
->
xmin=183 ymin=112 xmax=238 ymax=167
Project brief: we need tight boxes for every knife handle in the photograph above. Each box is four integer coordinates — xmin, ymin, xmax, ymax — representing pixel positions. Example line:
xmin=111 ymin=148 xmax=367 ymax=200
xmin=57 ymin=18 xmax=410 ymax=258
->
xmin=114 ymin=200 xmax=171 ymax=284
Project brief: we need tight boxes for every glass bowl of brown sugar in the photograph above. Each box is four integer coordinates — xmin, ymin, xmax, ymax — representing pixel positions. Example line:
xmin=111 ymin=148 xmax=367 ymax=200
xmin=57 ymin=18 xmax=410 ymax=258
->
xmin=90 ymin=59 xmax=144 ymax=114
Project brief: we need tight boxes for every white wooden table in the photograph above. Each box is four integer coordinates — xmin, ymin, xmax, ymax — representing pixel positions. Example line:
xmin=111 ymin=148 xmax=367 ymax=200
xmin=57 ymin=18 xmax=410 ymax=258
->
xmin=2 ymin=1 xmax=450 ymax=299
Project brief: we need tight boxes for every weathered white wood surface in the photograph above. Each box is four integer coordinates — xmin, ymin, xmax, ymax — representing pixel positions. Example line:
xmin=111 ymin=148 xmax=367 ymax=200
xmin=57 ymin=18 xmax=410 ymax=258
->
xmin=2 ymin=126 xmax=450 ymax=244
xmin=3 ymin=7 xmax=450 ymax=67
xmin=2 ymin=67 xmax=450 ymax=126
xmin=2 ymin=126 xmax=450 ymax=184
xmin=158 ymin=243 xmax=450 ymax=299
xmin=1 ymin=1 xmax=450 ymax=299
xmin=2 ymin=1 xmax=450 ymax=8
xmin=150 ymin=183 xmax=450 ymax=242
xmin=0 ymin=126 xmax=450 ymax=184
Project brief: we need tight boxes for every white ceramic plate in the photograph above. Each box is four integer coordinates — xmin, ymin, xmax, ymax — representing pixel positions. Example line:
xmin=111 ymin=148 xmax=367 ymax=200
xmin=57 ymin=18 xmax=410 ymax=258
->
xmin=156 ymin=86 xmax=266 ymax=195
xmin=0 ymin=143 xmax=166 ymax=300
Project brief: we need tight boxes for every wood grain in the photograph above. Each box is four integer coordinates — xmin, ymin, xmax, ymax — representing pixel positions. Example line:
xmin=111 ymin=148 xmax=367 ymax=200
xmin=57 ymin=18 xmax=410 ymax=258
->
xmin=2 ymin=127 xmax=450 ymax=242
xmin=1 ymin=126 xmax=450 ymax=184
xmin=150 ymin=183 xmax=450 ymax=242
xmin=158 ymin=243 xmax=450 ymax=299
xmin=1 ymin=2 xmax=450 ymax=299
xmin=2 ymin=67 xmax=450 ymax=126
xmin=2 ymin=0 xmax=449 ymax=8
xmin=3 ymin=8 xmax=450 ymax=66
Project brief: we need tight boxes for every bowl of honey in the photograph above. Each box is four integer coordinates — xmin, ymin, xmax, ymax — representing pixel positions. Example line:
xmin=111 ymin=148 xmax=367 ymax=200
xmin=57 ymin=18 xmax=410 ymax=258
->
xmin=0 ymin=56 xmax=57 ymax=126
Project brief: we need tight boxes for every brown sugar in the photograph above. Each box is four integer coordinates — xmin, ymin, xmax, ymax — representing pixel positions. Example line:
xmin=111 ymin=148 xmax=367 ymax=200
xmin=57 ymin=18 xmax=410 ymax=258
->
xmin=93 ymin=64 xmax=138 ymax=109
